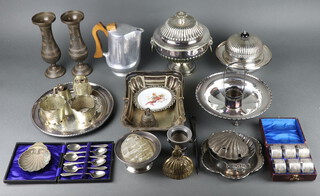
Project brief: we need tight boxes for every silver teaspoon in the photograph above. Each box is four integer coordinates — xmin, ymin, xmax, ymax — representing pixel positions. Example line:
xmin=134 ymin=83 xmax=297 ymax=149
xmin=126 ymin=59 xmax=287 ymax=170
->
xmin=67 ymin=144 xmax=108 ymax=151
xmin=63 ymin=158 xmax=106 ymax=166
xmin=63 ymin=165 xmax=108 ymax=172
xmin=64 ymin=153 xmax=106 ymax=161
xmin=61 ymin=171 xmax=105 ymax=178
xmin=66 ymin=147 xmax=108 ymax=156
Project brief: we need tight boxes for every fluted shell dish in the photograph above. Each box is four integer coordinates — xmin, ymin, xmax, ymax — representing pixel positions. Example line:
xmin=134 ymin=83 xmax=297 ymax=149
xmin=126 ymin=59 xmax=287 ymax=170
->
xmin=201 ymin=131 xmax=264 ymax=179
xmin=208 ymin=130 xmax=251 ymax=160
xmin=18 ymin=142 xmax=51 ymax=172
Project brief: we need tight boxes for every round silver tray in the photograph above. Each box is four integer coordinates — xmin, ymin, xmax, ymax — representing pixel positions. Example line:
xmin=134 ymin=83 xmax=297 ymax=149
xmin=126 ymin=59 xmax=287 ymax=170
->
xmin=32 ymin=82 xmax=114 ymax=137
xmin=201 ymin=136 xmax=264 ymax=179
xmin=195 ymin=72 xmax=272 ymax=122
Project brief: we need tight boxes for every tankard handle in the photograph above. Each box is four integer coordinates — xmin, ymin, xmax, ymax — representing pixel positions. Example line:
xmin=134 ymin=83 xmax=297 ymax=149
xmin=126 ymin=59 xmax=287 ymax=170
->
xmin=92 ymin=22 xmax=116 ymax=58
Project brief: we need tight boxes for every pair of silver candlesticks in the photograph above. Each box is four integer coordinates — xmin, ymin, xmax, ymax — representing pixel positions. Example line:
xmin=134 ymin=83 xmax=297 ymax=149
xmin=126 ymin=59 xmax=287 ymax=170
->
xmin=32 ymin=10 xmax=91 ymax=78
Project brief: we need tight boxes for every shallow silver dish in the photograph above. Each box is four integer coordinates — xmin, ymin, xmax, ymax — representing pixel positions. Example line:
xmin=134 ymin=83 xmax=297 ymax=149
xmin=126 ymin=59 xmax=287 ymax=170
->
xmin=196 ymin=72 xmax=272 ymax=123
xmin=32 ymin=82 xmax=114 ymax=137
xmin=201 ymin=136 xmax=264 ymax=179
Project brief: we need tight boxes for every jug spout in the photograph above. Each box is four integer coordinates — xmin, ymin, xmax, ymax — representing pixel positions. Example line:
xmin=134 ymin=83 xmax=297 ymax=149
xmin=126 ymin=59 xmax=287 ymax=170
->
xmin=135 ymin=27 xmax=144 ymax=34
xmin=102 ymin=51 xmax=109 ymax=59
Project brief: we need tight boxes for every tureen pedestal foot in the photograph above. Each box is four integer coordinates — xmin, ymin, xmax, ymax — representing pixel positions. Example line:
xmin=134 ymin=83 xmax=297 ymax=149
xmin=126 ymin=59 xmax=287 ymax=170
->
xmin=233 ymin=121 xmax=240 ymax=126
xmin=168 ymin=61 xmax=195 ymax=76
xmin=45 ymin=64 xmax=66 ymax=79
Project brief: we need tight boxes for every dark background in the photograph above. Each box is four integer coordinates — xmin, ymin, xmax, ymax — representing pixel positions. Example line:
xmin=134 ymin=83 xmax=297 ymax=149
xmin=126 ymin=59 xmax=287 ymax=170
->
xmin=1 ymin=0 xmax=319 ymax=195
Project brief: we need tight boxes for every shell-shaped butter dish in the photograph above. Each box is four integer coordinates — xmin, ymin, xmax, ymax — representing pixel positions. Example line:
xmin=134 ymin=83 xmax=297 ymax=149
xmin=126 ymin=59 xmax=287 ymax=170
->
xmin=208 ymin=130 xmax=250 ymax=160
xmin=18 ymin=142 xmax=51 ymax=172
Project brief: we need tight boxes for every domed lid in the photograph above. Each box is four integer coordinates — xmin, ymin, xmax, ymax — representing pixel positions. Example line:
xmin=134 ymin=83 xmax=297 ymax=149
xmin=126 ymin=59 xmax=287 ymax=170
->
xmin=208 ymin=130 xmax=249 ymax=160
xmin=159 ymin=11 xmax=204 ymax=43
xmin=225 ymin=31 xmax=263 ymax=60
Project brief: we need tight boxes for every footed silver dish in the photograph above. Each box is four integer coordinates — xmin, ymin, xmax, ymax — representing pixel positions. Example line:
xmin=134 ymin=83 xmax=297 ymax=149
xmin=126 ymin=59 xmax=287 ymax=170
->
xmin=115 ymin=131 xmax=161 ymax=174
xmin=196 ymin=72 xmax=272 ymax=125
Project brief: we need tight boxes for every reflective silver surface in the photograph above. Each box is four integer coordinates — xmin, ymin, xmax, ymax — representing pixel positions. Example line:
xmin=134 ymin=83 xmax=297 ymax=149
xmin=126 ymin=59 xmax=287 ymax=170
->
xmin=300 ymin=158 xmax=315 ymax=173
xmin=201 ymin=135 xmax=264 ymax=179
xmin=207 ymin=130 xmax=251 ymax=161
xmin=92 ymin=23 xmax=144 ymax=77
xmin=32 ymin=82 xmax=114 ymax=137
xmin=269 ymin=145 xmax=283 ymax=159
xmin=167 ymin=125 xmax=192 ymax=151
xmin=286 ymin=159 xmax=301 ymax=173
xmin=296 ymin=144 xmax=310 ymax=158
xmin=115 ymin=131 xmax=161 ymax=174
xmin=282 ymin=145 xmax=297 ymax=158
xmin=216 ymin=31 xmax=272 ymax=72
xmin=151 ymin=11 xmax=212 ymax=76
xmin=272 ymin=159 xmax=286 ymax=174
xmin=195 ymin=72 xmax=272 ymax=123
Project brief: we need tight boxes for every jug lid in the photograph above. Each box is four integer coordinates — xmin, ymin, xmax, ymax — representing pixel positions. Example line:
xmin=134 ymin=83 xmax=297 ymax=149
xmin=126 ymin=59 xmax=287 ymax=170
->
xmin=108 ymin=23 xmax=144 ymax=38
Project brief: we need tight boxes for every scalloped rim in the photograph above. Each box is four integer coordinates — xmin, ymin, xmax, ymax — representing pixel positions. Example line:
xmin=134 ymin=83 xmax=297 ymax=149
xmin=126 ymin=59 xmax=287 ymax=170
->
xmin=201 ymin=131 xmax=264 ymax=179
xmin=195 ymin=72 xmax=272 ymax=121
xmin=31 ymin=82 xmax=114 ymax=137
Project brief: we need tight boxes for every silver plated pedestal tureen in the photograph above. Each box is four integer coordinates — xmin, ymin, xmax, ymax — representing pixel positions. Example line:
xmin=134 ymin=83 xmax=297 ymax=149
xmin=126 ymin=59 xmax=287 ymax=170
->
xmin=216 ymin=31 xmax=272 ymax=72
xmin=151 ymin=11 xmax=213 ymax=76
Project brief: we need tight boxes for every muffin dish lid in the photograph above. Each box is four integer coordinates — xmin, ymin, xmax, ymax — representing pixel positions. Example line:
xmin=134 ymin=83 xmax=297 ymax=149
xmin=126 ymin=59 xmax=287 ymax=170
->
xmin=158 ymin=11 xmax=205 ymax=43
xmin=225 ymin=31 xmax=263 ymax=59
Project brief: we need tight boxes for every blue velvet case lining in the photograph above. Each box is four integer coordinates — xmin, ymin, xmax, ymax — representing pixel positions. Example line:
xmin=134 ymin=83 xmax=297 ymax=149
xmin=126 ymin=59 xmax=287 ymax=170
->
xmin=5 ymin=142 xmax=113 ymax=182
xmin=59 ymin=142 xmax=113 ymax=181
xmin=261 ymin=118 xmax=305 ymax=144
xmin=6 ymin=144 xmax=63 ymax=181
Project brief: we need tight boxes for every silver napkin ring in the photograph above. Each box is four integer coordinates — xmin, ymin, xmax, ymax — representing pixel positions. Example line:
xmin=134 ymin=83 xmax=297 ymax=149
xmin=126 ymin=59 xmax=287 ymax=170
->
xmin=286 ymin=159 xmax=301 ymax=173
xmin=273 ymin=159 xmax=286 ymax=174
xmin=296 ymin=144 xmax=310 ymax=158
xmin=300 ymin=158 xmax=314 ymax=173
xmin=269 ymin=145 xmax=282 ymax=158
xmin=282 ymin=145 xmax=296 ymax=158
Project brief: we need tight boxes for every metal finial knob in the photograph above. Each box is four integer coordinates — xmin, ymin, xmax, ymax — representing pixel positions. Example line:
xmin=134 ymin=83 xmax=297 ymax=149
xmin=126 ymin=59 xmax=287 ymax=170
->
xmin=241 ymin=31 xmax=250 ymax=38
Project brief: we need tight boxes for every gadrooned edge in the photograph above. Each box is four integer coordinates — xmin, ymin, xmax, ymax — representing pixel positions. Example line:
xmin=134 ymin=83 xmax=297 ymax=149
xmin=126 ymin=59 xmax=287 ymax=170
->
xmin=31 ymin=82 xmax=114 ymax=137
xmin=195 ymin=72 xmax=272 ymax=122
xmin=201 ymin=134 xmax=264 ymax=179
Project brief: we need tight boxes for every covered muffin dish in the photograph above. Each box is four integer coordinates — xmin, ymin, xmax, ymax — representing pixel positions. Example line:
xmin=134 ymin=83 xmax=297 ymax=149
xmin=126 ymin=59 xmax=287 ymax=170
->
xmin=151 ymin=11 xmax=213 ymax=76
xmin=216 ymin=31 xmax=272 ymax=72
